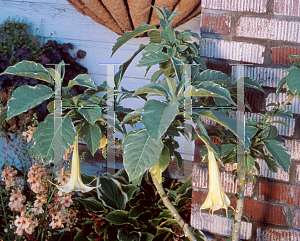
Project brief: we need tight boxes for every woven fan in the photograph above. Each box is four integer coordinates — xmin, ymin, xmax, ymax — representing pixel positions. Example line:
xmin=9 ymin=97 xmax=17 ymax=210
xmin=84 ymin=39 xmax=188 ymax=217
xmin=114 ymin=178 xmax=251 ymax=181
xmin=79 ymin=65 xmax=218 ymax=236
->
xmin=66 ymin=0 xmax=201 ymax=35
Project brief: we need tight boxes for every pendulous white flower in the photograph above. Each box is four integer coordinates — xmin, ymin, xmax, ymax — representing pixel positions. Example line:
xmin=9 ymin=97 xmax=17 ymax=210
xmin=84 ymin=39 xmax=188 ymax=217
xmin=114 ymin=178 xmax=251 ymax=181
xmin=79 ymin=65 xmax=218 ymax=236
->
xmin=51 ymin=135 xmax=98 ymax=193
xmin=200 ymin=148 xmax=230 ymax=215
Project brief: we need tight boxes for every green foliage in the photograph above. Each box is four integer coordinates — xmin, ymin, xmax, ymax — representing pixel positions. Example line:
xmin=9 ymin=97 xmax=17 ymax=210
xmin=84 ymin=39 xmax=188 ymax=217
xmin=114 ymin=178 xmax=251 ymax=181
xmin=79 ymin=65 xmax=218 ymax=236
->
xmin=73 ymin=171 xmax=203 ymax=241
xmin=6 ymin=83 xmax=53 ymax=120
xmin=0 ymin=18 xmax=45 ymax=65
xmin=0 ymin=60 xmax=54 ymax=85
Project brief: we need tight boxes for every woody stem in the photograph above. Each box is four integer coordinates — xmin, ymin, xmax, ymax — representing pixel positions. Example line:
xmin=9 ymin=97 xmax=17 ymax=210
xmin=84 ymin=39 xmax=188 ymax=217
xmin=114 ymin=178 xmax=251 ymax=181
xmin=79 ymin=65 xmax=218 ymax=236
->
xmin=149 ymin=170 xmax=197 ymax=241
xmin=232 ymin=93 xmax=295 ymax=241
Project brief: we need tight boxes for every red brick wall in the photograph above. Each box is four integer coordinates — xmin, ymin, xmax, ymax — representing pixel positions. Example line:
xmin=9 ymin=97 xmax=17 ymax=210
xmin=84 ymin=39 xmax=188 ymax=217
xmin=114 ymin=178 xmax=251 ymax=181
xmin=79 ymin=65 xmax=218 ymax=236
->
xmin=192 ymin=0 xmax=300 ymax=240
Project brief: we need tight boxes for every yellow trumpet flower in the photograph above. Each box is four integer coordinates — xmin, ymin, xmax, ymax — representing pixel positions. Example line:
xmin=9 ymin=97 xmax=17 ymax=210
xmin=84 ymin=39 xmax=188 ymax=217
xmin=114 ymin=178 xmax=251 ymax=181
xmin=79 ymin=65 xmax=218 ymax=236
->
xmin=99 ymin=135 xmax=107 ymax=149
xmin=200 ymin=148 xmax=230 ymax=215
xmin=53 ymin=135 xmax=98 ymax=193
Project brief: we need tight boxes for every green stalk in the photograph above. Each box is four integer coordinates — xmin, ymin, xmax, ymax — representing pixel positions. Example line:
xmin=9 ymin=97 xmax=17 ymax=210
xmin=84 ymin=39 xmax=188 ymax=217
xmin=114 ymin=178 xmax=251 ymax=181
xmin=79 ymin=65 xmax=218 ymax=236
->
xmin=149 ymin=170 xmax=197 ymax=241
xmin=0 ymin=188 xmax=10 ymax=241
xmin=232 ymin=93 xmax=295 ymax=241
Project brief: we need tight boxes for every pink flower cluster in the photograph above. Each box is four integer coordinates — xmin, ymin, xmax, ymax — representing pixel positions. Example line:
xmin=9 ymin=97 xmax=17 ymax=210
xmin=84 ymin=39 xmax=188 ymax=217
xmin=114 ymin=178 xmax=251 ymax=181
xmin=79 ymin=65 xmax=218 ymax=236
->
xmin=47 ymin=190 xmax=75 ymax=229
xmin=55 ymin=167 xmax=71 ymax=185
xmin=14 ymin=212 xmax=38 ymax=236
xmin=1 ymin=161 xmax=77 ymax=237
xmin=27 ymin=162 xmax=50 ymax=194
xmin=21 ymin=126 xmax=37 ymax=143
xmin=8 ymin=188 xmax=26 ymax=213
xmin=1 ymin=166 xmax=17 ymax=190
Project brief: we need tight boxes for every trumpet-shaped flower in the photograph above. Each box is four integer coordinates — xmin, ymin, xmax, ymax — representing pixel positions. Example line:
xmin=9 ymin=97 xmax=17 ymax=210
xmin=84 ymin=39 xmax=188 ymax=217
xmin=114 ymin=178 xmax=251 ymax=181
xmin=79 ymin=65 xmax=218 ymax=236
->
xmin=200 ymin=148 xmax=230 ymax=215
xmin=52 ymin=135 xmax=98 ymax=193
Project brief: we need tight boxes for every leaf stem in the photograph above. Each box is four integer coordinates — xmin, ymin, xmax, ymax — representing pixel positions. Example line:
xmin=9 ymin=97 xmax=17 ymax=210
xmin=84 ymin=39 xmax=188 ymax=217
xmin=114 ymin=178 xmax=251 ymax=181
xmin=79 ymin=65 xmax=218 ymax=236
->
xmin=149 ymin=170 xmax=197 ymax=241
xmin=265 ymin=94 xmax=295 ymax=123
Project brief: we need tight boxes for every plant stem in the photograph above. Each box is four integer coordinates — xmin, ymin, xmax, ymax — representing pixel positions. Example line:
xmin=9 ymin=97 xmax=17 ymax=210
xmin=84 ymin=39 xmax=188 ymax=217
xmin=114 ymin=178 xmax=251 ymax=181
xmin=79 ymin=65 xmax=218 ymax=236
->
xmin=232 ymin=93 xmax=295 ymax=241
xmin=231 ymin=178 xmax=245 ymax=241
xmin=149 ymin=170 xmax=197 ymax=241
xmin=0 ymin=188 xmax=10 ymax=241
xmin=265 ymin=94 xmax=295 ymax=123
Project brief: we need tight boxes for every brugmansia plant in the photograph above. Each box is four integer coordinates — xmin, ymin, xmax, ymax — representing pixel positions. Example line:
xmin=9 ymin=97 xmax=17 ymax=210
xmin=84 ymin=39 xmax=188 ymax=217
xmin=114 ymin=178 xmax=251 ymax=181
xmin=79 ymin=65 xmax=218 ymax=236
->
xmin=0 ymin=6 xmax=299 ymax=241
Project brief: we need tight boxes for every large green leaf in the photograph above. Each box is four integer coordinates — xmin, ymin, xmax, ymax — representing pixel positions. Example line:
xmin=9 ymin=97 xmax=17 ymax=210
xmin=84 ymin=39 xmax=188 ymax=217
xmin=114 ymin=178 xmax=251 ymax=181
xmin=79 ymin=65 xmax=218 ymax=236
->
xmin=263 ymin=139 xmax=291 ymax=172
xmin=115 ymin=44 xmax=146 ymax=89
xmin=262 ymin=153 xmax=278 ymax=173
xmin=245 ymin=154 xmax=255 ymax=172
xmin=104 ymin=210 xmax=132 ymax=225
xmin=134 ymin=83 xmax=169 ymax=98
xmin=79 ymin=108 xmax=102 ymax=125
xmin=122 ymin=107 xmax=143 ymax=125
xmin=150 ymin=145 xmax=170 ymax=183
xmin=243 ymin=77 xmax=265 ymax=93
xmin=74 ymin=197 xmax=105 ymax=212
xmin=6 ymin=84 xmax=53 ymax=120
xmin=141 ymin=100 xmax=179 ymax=141
xmin=136 ymin=51 xmax=170 ymax=67
xmin=117 ymin=230 xmax=141 ymax=241
xmin=149 ymin=30 xmax=163 ymax=43
xmin=160 ymin=26 xmax=176 ymax=45
xmin=284 ymin=68 xmax=300 ymax=93
xmin=0 ymin=60 xmax=54 ymax=85
xmin=220 ymin=144 xmax=237 ymax=158
xmin=79 ymin=121 xmax=102 ymax=156
xmin=97 ymin=176 xmax=128 ymax=210
xmin=68 ymin=74 xmax=97 ymax=90
xmin=112 ymin=23 xmax=158 ymax=56
xmin=171 ymin=57 xmax=184 ymax=82
xmin=276 ymin=77 xmax=287 ymax=101
xmin=245 ymin=124 xmax=258 ymax=139
xmin=195 ymin=109 xmax=244 ymax=145
xmin=180 ymin=29 xmax=205 ymax=45
xmin=194 ymin=69 xmax=230 ymax=82
xmin=123 ymin=129 xmax=164 ymax=181
xmin=190 ymin=81 xmax=235 ymax=105
xmin=141 ymin=232 xmax=154 ymax=241
xmin=32 ymin=114 xmax=76 ymax=163
xmin=195 ymin=131 xmax=220 ymax=159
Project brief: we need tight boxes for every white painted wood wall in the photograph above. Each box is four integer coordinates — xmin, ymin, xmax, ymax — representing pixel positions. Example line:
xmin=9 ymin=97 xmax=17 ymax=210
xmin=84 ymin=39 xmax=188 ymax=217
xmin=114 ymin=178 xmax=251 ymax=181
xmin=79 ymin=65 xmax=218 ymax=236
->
xmin=0 ymin=0 xmax=201 ymax=158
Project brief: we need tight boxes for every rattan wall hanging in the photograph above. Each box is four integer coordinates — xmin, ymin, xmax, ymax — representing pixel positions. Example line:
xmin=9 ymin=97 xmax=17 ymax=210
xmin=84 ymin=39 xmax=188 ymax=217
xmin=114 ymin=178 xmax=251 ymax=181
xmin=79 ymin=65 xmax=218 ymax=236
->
xmin=66 ymin=0 xmax=202 ymax=35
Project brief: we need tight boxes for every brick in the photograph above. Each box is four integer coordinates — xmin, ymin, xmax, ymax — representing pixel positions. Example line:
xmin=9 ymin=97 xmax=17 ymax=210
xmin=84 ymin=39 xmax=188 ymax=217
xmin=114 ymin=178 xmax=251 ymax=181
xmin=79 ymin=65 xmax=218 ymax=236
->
xmin=256 ymin=226 xmax=300 ymax=241
xmin=245 ymin=88 xmax=264 ymax=112
xmin=231 ymin=66 xmax=288 ymax=88
xmin=192 ymin=167 xmax=254 ymax=196
xmin=231 ymin=199 xmax=286 ymax=225
xmin=201 ymin=0 xmax=267 ymax=13
xmin=293 ymin=209 xmax=300 ymax=229
xmin=200 ymin=12 xmax=231 ymax=35
xmin=274 ymin=0 xmax=300 ymax=17
xmin=236 ymin=17 xmax=300 ymax=43
xmin=200 ymin=38 xmax=265 ymax=64
xmin=192 ymin=188 xmax=208 ymax=207
xmin=296 ymin=165 xmax=300 ymax=183
xmin=205 ymin=61 xmax=230 ymax=75
xmin=191 ymin=211 xmax=252 ymax=240
xmin=266 ymin=92 xmax=300 ymax=114
xmin=256 ymin=158 xmax=289 ymax=182
xmin=259 ymin=181 xmax=300 ymax=206
xmin=271 ymin=47 xmax=300 ymax=66
xmin=284 ymin=140 xmax=300 ymax=161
